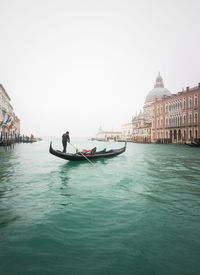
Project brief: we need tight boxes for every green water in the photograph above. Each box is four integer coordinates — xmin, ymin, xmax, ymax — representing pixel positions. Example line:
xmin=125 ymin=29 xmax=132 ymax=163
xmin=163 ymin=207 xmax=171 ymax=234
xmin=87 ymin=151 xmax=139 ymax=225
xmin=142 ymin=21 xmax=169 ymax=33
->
xmin=0 ymin=138 xmax=200 ymax=275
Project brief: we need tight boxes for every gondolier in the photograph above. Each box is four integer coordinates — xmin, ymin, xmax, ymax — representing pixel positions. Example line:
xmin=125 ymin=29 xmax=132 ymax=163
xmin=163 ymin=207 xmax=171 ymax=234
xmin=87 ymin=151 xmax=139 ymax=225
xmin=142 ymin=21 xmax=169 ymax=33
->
xmin=62 ymin=131 xmax=70 ymax=153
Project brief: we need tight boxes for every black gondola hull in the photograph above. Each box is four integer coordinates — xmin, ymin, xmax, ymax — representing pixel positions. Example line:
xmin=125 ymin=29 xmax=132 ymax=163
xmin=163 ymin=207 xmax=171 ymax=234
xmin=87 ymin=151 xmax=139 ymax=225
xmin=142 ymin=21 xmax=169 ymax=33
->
xmin=49 ymin=142 xmax=126 ymax=161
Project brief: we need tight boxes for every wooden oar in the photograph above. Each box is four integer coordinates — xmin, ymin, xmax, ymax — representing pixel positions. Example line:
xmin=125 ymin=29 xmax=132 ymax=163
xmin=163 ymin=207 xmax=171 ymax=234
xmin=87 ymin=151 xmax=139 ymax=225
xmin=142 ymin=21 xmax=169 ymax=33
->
xmin=69 ymin=142 xmax=94 ymax=166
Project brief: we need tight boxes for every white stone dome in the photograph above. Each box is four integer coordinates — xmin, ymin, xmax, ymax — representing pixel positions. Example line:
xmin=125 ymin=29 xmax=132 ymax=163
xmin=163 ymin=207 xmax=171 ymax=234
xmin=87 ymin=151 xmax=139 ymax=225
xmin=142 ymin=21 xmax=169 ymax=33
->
xmin=145 ymin=73 xmax=171 ymax=103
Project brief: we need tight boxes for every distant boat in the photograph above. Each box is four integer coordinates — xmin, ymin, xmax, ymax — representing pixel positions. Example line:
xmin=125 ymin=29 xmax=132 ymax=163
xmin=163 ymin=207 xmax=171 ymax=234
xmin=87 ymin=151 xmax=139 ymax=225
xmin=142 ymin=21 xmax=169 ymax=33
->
xmin=185 ymin=142 xmax=200 ymax=147
xmin=49 ymin=142 xmax=126 ymax=161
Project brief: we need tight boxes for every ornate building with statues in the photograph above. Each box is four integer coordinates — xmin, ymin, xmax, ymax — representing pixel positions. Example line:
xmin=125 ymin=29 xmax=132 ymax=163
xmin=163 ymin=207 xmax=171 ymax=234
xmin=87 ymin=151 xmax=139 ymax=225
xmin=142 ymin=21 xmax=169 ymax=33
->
xmin=131 ymin=73 xmax=171 ymax=143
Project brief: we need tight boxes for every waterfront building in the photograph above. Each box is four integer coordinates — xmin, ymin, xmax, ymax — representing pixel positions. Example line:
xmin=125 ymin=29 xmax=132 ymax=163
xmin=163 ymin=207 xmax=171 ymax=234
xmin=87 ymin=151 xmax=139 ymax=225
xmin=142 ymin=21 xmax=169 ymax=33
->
xmin=96 ymin=127 xmax=121 ymax=141
xmin=130 ymin=73 xmax=171 ymax=143
xmin=143 ymin=73 xmax=171 ymax=123
xmin=152 ymin=83 xmax=200 ymax=143
xmin=121 ymin=123 xmax=132 ymax=141
xmin=132 ymin=112 xmax=151 ymax=142
xmin=0 ymin=84 xmax=20 ymax=144
xmin=13 ymin=115 xmax=20 ymax=140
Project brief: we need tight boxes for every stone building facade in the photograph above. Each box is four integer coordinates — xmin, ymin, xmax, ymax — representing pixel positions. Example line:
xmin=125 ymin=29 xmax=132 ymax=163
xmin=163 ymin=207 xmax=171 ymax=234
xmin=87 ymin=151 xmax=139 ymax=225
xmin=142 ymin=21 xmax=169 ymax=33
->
xmin=121 ymin=123 xmax=132 ymax=141
xmin=0 ymin=84 xmax=20 ymax=144
xmin=96 ymin=127 xmax=122 ymax=141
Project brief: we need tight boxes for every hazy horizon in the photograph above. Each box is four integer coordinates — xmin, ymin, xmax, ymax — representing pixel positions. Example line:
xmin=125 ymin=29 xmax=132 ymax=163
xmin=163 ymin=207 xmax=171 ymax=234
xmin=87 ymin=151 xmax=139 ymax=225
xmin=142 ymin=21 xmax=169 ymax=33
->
xmin=0 ymin=0 xmax=199 ymax=137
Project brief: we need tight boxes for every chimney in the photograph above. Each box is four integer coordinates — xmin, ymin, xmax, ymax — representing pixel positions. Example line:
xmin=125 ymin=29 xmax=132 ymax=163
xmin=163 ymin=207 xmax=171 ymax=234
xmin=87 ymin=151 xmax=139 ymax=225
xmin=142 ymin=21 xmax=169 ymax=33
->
xmin=198 ymin=83 xmax=200 ymax=89
xmin=186 ymin=86 xmax=189 ymax=92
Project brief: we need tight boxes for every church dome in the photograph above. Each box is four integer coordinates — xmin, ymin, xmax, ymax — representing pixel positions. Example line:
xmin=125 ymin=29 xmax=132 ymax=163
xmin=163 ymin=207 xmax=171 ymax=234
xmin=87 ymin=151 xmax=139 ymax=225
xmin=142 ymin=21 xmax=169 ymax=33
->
xmin=145 ymin=73 xmax=171 ymax=103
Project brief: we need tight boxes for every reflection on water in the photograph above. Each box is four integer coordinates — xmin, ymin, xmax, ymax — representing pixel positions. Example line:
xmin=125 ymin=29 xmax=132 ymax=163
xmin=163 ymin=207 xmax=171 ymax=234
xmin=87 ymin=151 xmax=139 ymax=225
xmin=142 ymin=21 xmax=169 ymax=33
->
xmin=0 ymin=148 xmax=20 ymax=228
xmin=1 ymin=140 xmax=200 ymax=274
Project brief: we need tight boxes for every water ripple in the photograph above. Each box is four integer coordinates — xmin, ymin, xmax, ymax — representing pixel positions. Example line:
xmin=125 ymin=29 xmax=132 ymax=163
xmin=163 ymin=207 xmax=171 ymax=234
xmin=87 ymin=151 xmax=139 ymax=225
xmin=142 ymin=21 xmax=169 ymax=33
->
xmin=1 ymin=140 xmax=200 ymax=274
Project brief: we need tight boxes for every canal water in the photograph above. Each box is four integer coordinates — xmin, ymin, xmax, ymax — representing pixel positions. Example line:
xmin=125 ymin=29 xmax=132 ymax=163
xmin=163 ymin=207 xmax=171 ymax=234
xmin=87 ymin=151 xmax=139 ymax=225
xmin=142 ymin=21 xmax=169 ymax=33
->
xmin=0 ymin=138 xmax=200 ymax=275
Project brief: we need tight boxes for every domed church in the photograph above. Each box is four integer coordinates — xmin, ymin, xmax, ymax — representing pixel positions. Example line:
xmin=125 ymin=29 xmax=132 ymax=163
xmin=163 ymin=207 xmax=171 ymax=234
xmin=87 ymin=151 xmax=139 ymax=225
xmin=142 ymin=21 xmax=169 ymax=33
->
xmin=130 ymin=73 xmax=171 ymax=142
xmin=145 ymin=73 xmax=171 ymax=104
xmin=143 ymin=73 xmax=171 ymax=121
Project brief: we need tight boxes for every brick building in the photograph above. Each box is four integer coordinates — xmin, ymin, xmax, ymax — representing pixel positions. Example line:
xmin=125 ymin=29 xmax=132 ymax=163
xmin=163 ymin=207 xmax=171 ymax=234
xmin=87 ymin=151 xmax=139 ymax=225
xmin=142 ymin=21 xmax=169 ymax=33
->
xmin=152 ymin=83 xmax=200 ymax=144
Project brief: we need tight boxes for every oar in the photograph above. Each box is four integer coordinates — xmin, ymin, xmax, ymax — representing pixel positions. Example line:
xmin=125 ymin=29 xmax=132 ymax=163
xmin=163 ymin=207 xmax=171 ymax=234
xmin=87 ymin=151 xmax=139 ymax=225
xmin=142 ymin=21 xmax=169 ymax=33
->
xmin=69 ymin=142 xmax=94 ymax=166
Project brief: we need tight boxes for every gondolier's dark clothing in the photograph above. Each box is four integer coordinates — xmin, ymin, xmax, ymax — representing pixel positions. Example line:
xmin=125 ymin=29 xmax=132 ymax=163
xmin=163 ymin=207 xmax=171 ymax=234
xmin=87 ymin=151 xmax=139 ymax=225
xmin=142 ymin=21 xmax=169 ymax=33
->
xmin=62 ymin=133 xmax=70 ymax=153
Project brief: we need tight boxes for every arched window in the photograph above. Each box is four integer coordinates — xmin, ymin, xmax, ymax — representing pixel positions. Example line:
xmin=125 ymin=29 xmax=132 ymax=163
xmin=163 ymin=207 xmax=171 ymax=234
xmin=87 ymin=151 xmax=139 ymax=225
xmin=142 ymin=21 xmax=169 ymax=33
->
xmin=194 ymin=95 xmax=198 ymax=108
xmin=160 ymin=104 xmax=163 ymax=114
xmin=189 ymin=129 xmax=192 ymax=139
xmin=189 ymin=113 xmax=192 ymax=124
xmin=195 ymin=129 xmax=198 ymax=139
xmin=194 ymin=113 xmax=198 ymax=124
xmin=189 ymin=96 xmax=192 ymax=108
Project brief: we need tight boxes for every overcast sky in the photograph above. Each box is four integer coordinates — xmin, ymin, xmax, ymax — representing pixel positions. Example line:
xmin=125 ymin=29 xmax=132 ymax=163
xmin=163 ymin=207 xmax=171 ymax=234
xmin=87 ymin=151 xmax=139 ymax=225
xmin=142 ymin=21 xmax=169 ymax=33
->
xmin=0 ymin=0 xmax=199 ymax=137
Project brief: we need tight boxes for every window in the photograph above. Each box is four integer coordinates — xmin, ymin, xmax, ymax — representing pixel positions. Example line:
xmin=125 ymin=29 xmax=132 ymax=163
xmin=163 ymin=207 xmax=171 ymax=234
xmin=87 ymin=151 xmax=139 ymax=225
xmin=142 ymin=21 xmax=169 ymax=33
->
xmin=189 ymin=96 xmax=192 ymax=108
xmin=189 ymin=113 xmax=192 ymax=124
xmin=189 ymin=129 xmax=192 ymax=139
xmin=166 ymin=118 xmax=168 ymax=127
xmin=183 ymin=98 xmax=186 ymax=109
xmin=183 ymin=115 xmax=186 ymax=125
xmin=183 ymin=130 xmax=186 ymax=139
xmin=194 ymin=113 xmax=198 ymax=124
xmin=194 ymin=95 xmax=198 ymax=108
xmin=177 ymin=116 xmax=180 ymax=126
xmin=195 ymin=129 xmax=198 ymax=139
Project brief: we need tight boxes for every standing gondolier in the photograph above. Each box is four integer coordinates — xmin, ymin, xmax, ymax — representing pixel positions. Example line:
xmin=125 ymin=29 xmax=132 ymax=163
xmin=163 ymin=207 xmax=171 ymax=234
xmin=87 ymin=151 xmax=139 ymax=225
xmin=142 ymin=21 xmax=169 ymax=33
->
xmin=62 ymin=131 xmax=70 ymax=153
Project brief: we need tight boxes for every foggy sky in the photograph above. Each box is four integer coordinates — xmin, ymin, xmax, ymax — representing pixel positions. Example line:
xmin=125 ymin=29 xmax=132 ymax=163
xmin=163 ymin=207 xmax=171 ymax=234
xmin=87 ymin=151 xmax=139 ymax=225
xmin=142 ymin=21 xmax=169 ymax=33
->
xmin=0 ymin=0 xmax=199 ymax=137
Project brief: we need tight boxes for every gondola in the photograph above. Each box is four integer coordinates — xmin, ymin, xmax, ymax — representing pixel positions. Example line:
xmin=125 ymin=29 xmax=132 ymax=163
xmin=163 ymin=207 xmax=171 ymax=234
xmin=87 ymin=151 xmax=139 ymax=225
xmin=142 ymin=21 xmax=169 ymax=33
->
xmin=185 ymin=142 xmax=200 ymax=147
xmin=49 ymin=141 xmax=126 ymax=161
